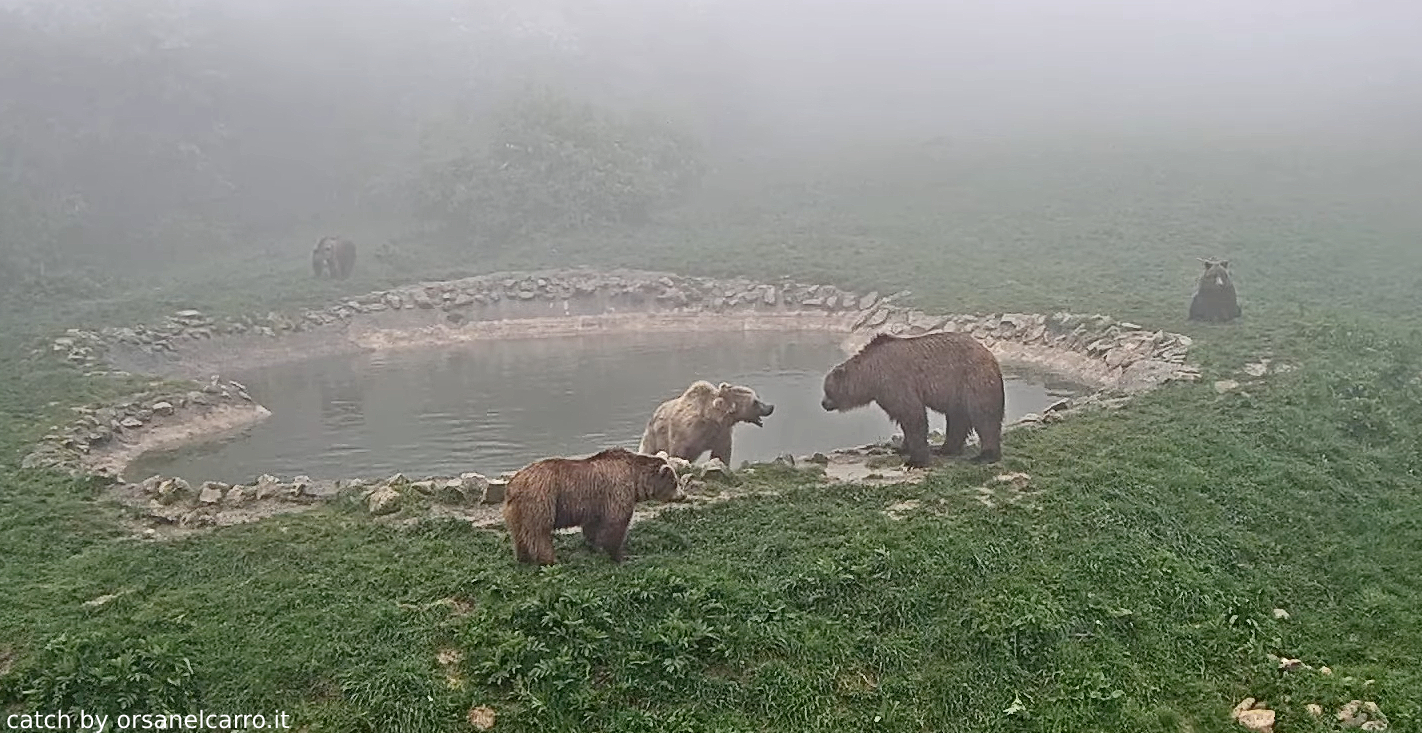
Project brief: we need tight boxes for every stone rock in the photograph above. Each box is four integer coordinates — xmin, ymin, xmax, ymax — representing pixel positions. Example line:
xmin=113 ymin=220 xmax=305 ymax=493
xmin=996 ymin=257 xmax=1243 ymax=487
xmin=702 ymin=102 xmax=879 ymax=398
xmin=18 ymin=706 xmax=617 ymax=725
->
xmin=481 ymin=479 xmax=508 ymax=505
xmin=435 ymin=478 xmax=470 ymax=505
xmin=1305 ymin=704 xmax=1324 ymax=717
xmin=466 ymin=706 xmax=496 ymax=731
xmin=700 ymin=458 xmax=736 ymax=483
xmin=140 ymin=475 xmax=164 ymax=495
xmin=197 ymin=482 xmax=227 ymax=505
xmin=1272 ymin=608 xmax=1289 ymax=620
xmin=156 ymin=477 xmax=191 ymax=505
xmin=254 ymin=474 xmax=283 ymax=501
xmin=366 ymin=485 xmax=403 ymax=516
xmin=1230 ymin=699 xmax=1274 ymax=733
xmin=1214 ymin=380 xmax=1241 ymax=394
xmin=120 ymin=416 xmax=144 ymax=429
xmin=225 ymin=486 xmax=249 ymax=505
xmin=993 ymin=472 xmax=1032 ymax=489
xmin=773 ymin=453 xmax=796 ymax=467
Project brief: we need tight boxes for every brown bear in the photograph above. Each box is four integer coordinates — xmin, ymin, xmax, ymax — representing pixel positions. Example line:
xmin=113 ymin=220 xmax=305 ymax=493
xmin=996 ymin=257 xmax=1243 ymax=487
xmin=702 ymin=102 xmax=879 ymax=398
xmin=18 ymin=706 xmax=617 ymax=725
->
xmin=502 ymin=447 xmax=685 ymax=566
xmin=821 ymin=331 xmax=1004 ymax=467
xmin=637 ymin=380 xmax=774 ymax=465
xmin=311 ymin=236 xmax=357 ymax=279
xmin=1187 ymin=258 xmax=1241 ymax=322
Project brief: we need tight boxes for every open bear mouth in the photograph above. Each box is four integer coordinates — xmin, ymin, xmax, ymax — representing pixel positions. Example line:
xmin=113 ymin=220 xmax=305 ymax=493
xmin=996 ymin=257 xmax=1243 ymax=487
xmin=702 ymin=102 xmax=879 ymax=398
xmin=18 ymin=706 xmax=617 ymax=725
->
xmin=747 ymin=416 xmax=765 ymax=427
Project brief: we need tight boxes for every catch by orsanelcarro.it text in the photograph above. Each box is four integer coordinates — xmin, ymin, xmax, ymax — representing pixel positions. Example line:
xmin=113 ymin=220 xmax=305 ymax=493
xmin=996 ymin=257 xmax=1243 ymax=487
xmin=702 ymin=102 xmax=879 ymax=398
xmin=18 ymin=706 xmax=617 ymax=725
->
xmin=6 ymin=710 xmax=293 ymax=731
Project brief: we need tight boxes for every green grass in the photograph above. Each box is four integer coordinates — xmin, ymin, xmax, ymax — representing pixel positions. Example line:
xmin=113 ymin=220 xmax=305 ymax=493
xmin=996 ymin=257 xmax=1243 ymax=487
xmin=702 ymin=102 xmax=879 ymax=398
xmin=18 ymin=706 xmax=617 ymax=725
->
xmin=3 ymin=141 xmax=1422 ymax=731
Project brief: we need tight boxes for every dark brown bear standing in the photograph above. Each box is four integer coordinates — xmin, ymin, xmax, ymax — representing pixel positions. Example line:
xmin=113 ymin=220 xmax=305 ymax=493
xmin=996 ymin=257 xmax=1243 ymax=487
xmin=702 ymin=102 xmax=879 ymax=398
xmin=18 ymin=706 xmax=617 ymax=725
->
xmin=1187 ymin=258 xmax=1241 ymax=322
xmin=821 ymin=331 xmax=1005 ymax=467
xmin=502 ymin=447 xmax=685 ymax=566
xmin=311 ymin=236 xmax=357 ymax=279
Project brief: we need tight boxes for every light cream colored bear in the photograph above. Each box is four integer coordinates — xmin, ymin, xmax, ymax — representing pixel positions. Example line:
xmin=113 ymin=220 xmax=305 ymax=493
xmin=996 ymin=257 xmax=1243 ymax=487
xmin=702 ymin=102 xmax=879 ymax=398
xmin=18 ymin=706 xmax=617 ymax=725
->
xmin=637 ymin=380 xmax=774 ymax=465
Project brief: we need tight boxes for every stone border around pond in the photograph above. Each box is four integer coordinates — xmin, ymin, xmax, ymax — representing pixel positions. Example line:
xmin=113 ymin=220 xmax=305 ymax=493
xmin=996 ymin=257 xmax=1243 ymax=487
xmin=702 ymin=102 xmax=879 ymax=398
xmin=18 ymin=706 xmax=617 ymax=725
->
xmin=25 ymin=267 xmax=1201 ymax=538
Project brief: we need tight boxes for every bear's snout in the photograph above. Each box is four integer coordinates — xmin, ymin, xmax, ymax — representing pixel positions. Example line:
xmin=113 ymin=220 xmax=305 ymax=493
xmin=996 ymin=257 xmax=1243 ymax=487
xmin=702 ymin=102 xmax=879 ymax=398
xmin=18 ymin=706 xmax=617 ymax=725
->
xmin=820 ymin=397 xmax=836 ymax=411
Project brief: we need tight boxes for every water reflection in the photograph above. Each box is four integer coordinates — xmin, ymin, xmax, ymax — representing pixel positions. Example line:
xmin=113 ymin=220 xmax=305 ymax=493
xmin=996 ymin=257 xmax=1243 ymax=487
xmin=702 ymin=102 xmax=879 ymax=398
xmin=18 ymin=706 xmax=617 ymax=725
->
xmin=129 ymin=331 xmax=1082 ymax=485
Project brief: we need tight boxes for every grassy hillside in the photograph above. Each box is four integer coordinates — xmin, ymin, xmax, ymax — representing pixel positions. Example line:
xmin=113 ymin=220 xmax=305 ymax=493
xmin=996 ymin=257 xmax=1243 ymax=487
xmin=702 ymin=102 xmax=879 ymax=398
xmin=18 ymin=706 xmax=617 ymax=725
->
xmin=3 ymin=141 xmax=1420 ymax=732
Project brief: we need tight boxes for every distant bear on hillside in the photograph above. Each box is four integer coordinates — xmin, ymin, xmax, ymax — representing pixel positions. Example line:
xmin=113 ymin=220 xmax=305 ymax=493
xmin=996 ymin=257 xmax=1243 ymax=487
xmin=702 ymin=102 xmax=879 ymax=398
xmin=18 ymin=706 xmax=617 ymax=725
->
xmin=637 ymin=380 xmax=774 ymax=466
xmin=821 ymin=331 xmax=1005 ymax=467
xmin=502 ymin=447 xmax=685 ymax=566
xmin=1188 ymin=258 xmax=1241 ymax=323
xmin=311 ymin=236 xmax=357 ymax=280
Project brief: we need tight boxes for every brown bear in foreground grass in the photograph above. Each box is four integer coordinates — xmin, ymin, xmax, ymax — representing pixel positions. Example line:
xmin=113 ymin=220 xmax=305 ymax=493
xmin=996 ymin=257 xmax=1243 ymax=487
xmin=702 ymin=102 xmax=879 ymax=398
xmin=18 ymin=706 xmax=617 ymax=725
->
xmin=311 ymin=236 xmax=357 ymax=279
xmin=821 ymin=331 xmax=1005 ymax=468
xmin=502 ymin=447 xmax=686 ymax=566
xmin=1188 ymin=257 xmax=1242 ymax=323
xmin=637 ymin=380 xmax=775 ymax=466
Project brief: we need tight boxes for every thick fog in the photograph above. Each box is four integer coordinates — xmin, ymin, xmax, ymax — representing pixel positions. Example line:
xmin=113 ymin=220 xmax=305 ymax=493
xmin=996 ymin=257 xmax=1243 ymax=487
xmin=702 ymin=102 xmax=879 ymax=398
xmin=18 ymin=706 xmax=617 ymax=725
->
xmin=2 ymin=0 xmax=1420 ymax=282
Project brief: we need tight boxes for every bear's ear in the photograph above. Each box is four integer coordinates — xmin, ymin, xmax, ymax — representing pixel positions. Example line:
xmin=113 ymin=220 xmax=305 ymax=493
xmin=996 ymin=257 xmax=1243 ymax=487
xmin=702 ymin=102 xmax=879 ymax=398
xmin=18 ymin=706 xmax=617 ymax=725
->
xmin=711 ymin=396 xmax=728 ymax=414
xmin=1219 ymin=260 xmax=1230 ymax=269
xmin=717 ymin=382 xmax=731 ymax=391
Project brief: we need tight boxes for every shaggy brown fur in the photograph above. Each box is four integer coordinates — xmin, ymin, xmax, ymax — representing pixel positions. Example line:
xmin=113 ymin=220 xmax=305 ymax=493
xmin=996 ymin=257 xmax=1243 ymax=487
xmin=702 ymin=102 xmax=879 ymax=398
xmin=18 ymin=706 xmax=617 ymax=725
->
xmin=1188 ymin=258 xmax=1241 ymax=322
xmin=821 ymin=331 xmax=1005 ymax=467
xmin=637 ymin=380 xmax=774 ymax=465
xmin=502 ymin=447 xmax=685 ymax=566
xmin=312 ymin=236 xmax=357 ymax=279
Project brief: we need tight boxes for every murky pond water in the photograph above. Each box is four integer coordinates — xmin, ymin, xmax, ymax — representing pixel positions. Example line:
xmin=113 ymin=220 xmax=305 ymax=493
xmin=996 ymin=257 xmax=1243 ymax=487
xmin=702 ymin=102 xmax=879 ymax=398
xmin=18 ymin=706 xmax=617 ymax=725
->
xmin=129 ymin=331 xmax=1084 ymax=485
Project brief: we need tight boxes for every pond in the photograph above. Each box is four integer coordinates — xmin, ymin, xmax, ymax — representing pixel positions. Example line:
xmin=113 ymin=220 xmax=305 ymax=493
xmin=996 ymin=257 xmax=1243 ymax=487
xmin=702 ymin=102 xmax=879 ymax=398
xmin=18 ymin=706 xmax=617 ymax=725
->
xmin=128 ymin=331 xmax=1085 ymax=484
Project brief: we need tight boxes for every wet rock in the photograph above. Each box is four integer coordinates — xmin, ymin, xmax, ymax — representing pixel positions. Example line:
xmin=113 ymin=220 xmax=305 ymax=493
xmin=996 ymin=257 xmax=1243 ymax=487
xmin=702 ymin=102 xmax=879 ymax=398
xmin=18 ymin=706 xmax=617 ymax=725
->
xmin=435 ymin=478 xmax=470 ymax=505
xmin=367 ymin=485 xmax=403 ymax=515
xmin=140 ymin=475 xmax=164 ymax=495
xmin=156 ymin=477 xmax=191 ymax=505
xmin=482 ymin=478 xmax=508 ymax=505
xmin=700 ymin=458 xmax=736 ymax=483
xmin=254 ymin=474 xmax=283 ymax=501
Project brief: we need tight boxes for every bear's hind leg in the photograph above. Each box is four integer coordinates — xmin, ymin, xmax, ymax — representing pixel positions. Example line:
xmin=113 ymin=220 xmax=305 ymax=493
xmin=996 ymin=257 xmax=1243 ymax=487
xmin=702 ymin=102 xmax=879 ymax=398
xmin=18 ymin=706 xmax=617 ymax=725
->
xmin=528 ymin=532 xmax=557 ymax=566
xmin=968 ymin=415 xmax=1003 ymax=464
xmin=935 ymin=407 xmax=970 ymax=456
xmin=511 ymin=535 xmax=533 ymax=564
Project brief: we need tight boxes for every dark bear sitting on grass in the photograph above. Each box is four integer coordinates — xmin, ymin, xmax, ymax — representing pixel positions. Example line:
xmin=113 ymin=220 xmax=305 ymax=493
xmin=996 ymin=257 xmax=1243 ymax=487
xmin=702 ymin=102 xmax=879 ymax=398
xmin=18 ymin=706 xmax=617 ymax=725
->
xmin=1188 ymin=258 xmax=1241 ymax=323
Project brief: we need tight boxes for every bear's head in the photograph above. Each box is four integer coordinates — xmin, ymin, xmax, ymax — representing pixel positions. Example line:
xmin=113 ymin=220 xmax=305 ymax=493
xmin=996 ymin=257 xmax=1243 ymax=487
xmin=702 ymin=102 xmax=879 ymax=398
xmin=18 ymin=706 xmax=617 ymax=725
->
xmin=639 ymin=453 xmax=687 ymax=502
xmin=712 ymin=382 xmax=774 ymax=427
xmin=821 ymin=348 xmax=880 ymax=412
xmin=1196 ymin=258 xmax=1234 ymax=291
